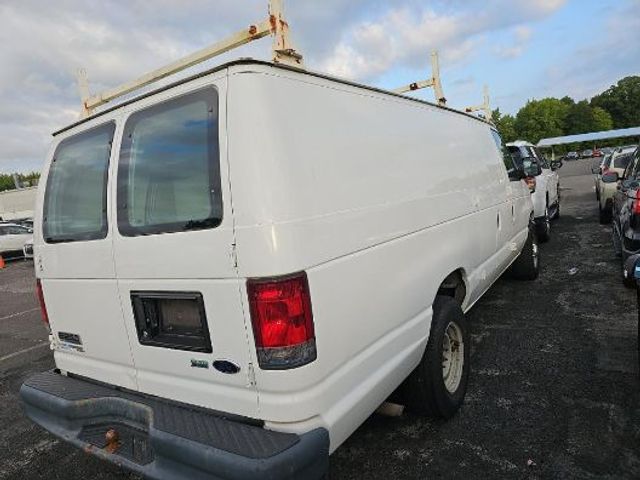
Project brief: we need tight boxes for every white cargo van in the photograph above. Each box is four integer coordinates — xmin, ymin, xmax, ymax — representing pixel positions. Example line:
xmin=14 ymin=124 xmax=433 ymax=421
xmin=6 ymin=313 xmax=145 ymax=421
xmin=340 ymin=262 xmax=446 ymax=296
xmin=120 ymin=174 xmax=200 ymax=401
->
xmin=22 ymin=60 xmax=537 ymax=479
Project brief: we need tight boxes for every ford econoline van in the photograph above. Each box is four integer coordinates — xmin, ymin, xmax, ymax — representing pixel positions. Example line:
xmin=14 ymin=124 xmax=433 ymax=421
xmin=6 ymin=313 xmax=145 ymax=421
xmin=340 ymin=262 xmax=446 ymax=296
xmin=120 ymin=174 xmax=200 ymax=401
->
xmin=21 ymin=60 xmax=537 ymax=479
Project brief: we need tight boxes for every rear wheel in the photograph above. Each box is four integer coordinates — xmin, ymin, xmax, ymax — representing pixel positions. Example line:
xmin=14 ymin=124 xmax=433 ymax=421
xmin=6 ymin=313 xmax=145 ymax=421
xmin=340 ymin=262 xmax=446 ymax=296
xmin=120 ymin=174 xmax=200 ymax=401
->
xmin=511 ymin=225 xmax=540 ymax=280
xmin=401 ymin=296 xmax=469 ymax=418
xmin=612 ymin=222 xmax=622 ymax=258
xmin=537 ymin=207 xmax=551 ymax=242
xmin=622 ymin=255 xmax=636 ymax=288
xmin=599 ymin=201 xmax=611 ymax=224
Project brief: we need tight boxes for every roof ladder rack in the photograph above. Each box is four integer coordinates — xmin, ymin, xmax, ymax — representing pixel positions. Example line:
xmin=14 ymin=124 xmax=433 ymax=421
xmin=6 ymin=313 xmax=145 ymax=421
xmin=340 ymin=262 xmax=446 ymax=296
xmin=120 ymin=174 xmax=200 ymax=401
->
xmin=392 ymin=51 xmax=446 ymax=106
xmin=76 ymin=0 xmax=303 ymax=118
xmin=465 ymin=85 xmax=492 ymax=122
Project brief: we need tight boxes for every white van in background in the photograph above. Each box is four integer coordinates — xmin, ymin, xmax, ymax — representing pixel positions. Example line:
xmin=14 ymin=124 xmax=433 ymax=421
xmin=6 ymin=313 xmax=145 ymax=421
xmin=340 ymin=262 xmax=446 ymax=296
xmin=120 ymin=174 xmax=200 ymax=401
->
xmin=21 ymin=60 xmax=538 ymax=480
xmin=507 ymin=140 xmax=561 ymax=242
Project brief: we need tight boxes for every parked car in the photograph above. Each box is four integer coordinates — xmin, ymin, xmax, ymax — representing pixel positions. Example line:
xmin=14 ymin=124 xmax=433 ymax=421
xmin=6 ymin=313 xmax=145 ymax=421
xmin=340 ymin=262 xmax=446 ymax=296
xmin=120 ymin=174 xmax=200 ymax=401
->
xmin=21 ymin=59 xmax=539 ymax=480
xmin=592 ymin=152 xmax=612 ymax=197
xmin=608 ymin=146 xmax=640 ymax=286
xmin=22 ymin=239 xmax=34 ymax=259
xmin=594 ymin=147 xmax=636 ymax=223
xmin=592 ymin=149 xmax=603 ymax=157
xmin=0 ymin=223 xmax=33 ymax=259
xmin=12 ymin=217 xmax=34 ymax=229
xmin=566 ymin=151 xmax=580 ymax=161
xmin=507 ymin=140 xmax=561 ymax=242
xmin=581 ymin=149 xmax=593 ymax=158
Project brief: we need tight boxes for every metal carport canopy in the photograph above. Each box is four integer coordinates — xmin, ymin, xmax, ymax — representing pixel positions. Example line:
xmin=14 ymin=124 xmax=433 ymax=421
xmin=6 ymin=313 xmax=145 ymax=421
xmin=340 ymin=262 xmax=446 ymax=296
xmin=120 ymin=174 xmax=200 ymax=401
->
xmin=537 ymin=126 xmax=640 ymax=147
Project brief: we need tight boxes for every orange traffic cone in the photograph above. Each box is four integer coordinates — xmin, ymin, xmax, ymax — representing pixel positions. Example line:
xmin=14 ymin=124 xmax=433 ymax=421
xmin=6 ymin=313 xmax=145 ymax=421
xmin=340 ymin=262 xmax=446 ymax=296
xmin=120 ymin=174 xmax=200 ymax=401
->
xmin=0 ymin=256 xmax=5 ymax=269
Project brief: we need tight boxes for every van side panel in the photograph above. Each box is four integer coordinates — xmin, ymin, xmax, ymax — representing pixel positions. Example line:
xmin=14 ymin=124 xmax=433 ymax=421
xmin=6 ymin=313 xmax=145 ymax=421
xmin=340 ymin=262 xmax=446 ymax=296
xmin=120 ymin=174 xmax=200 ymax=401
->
xmin=227 ymin=67 xmax=523 ymax=450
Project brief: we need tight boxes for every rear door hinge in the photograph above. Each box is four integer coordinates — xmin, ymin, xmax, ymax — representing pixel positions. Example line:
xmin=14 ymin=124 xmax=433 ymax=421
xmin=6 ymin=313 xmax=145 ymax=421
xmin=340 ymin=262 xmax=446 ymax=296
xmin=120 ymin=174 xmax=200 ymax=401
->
xmin=247 ymin=362 xmax=256 ymax=387
xmin=231 ymin=242 xmax=238 ymax=268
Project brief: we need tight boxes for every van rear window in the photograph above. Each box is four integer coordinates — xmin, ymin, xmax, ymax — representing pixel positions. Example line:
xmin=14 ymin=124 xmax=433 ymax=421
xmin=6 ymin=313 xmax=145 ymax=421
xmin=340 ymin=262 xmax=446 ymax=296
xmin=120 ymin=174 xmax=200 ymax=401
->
xmin=117 ymin=88 xmax=222 ymax=236
xmin=43 ymin=123 xmax=115 ymax=243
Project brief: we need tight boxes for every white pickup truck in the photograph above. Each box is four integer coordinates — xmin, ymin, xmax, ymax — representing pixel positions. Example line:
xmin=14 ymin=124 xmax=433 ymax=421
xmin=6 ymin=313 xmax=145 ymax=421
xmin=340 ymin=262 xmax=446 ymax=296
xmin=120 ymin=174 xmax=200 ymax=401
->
xmin=21 ymin=60 xmax=538 ymax=479
xmin=507 ymin=140 xmax=561 ymax=242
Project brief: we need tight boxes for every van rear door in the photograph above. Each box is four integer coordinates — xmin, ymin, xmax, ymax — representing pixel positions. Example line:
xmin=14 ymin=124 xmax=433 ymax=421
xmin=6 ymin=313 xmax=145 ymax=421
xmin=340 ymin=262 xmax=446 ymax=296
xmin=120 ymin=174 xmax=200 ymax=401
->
xmin=38 ymin=121 xmax=139 ymax=390
xmin=111 ymin=81 xmax=259 ymax=418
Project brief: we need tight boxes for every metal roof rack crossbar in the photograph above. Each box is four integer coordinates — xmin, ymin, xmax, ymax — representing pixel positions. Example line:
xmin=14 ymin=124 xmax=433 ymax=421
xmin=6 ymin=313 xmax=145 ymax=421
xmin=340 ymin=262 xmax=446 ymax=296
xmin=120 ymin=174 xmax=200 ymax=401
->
xmin=465 ymin=84 xmax=492 ymax=122
xmin=76 ymin=0 xmax=303 ymax=118
xmin=392 ymin=51 xmax=446 ymax=106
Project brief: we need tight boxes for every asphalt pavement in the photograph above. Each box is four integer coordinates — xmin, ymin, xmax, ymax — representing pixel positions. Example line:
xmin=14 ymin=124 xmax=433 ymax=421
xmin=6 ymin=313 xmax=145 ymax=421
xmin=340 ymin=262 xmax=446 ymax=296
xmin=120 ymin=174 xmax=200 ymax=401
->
xmin=1 ymin=158 xmax=639 ymax=479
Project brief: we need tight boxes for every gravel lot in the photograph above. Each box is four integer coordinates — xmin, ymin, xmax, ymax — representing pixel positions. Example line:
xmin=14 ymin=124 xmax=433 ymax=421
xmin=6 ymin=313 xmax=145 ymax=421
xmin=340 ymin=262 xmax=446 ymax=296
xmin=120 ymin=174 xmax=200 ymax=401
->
xmin=1 ymin=159 xmax=639 ymax=479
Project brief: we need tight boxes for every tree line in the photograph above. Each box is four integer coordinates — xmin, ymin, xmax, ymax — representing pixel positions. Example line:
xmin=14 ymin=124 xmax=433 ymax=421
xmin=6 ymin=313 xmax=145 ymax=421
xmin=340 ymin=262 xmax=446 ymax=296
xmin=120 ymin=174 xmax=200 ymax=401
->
xmin=0 ymin=172 xmax=40 ymax=193
xmin=492 ymin=75 xmax=640 ymax=150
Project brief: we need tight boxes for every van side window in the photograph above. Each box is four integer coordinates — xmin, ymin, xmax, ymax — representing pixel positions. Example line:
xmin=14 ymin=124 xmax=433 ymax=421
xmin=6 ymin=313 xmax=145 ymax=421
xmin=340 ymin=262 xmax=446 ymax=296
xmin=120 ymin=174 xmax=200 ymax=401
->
xmin=533 ymin=148 xmax=549 ymax=169
xmin=117 ymin=88 xmax=221 ymax=236
xmin=43 ymin=123 xmax=115 ymax=243
xmin=490 ymin=130 xmax=518 ymax=180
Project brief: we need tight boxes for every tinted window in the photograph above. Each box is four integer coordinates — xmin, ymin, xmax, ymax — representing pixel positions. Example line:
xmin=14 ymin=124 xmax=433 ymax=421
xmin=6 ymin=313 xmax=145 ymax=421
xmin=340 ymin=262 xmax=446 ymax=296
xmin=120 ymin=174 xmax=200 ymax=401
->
xmin=7 ymin=225 xmax=29 ymax=234
xmin=623 ymin=155 xmax=636 ymax=179
xmin=533 ymin=148 xmax=549 ymax=169
xmin=629 ymin=152 xmax=640 ymax=179
xmin=43 ymin=123 xmax=115 ymax=243
xmin=491 ymin=131 xmax=517 ymax=179
xmin=118 ymin=88 xmax=221 ymax=236
xmin=0 ymin=226 xmax=6 ymax=236
xmin=507 ymin=145 xmax=538 ymax=175
xmin=614 ymin=154 xmax=632 ymax=170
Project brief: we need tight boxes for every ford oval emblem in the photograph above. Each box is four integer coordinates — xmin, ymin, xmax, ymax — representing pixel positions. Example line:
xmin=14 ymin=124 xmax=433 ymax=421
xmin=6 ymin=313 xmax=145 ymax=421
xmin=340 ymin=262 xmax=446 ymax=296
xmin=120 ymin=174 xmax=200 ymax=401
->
xmin=213 ymin=360 xmax=240 ymax=374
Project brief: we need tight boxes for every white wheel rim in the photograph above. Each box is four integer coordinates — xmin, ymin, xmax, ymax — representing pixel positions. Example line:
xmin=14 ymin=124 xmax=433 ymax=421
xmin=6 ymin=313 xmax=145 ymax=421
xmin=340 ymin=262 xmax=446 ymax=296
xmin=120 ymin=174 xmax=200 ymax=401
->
xmin=442 ymin=321 xmax=464 ymax=393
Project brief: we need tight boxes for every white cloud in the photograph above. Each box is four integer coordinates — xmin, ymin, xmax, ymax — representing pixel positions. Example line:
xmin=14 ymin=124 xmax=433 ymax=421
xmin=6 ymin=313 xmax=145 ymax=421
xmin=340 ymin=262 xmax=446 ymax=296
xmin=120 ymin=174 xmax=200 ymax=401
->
xmin=495 ymin=25 xmax=533 ymax=59
xmin=320 ymin=1 xmax=564 ymax=81
xmin=0 ymin=0 xmax=585 ymax=173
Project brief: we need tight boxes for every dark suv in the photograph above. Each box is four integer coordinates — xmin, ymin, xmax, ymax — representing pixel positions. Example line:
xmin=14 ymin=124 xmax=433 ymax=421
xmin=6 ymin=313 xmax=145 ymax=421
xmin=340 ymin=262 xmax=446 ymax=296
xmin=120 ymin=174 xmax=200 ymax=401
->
xmin=609 ymin=146 xmax=640 ymax=286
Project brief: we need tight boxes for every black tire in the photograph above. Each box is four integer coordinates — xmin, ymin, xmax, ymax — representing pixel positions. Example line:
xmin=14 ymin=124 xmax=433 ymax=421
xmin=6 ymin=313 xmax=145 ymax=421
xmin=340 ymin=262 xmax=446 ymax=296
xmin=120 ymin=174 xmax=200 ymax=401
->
xmin=537 ymin=207 xmax=551 ymax=243
xmin=612 ymin=222 xmax=622 ymax=258
xmin=622 ymin=255 xmax=636 ymax=289
xmin=401 ymin=296 xmax=470 ymax=419
xmin=599 ymin=202 xmax=611 ymax=224
xmin=511 ymin=226 xmax=540 ymax=280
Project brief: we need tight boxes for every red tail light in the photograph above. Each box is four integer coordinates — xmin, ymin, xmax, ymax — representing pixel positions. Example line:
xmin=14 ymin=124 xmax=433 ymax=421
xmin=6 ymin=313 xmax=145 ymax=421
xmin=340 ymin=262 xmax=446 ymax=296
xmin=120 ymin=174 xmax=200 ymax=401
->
xmin=634 ymin=190 xmax=640 ymax=215
xmin=247 ymin=272 xmax=316 ymax=370
xmin=524 ymin=176 xmax=536 ymax=193
xmin=36 ymin=279 xmax=50 ymax=329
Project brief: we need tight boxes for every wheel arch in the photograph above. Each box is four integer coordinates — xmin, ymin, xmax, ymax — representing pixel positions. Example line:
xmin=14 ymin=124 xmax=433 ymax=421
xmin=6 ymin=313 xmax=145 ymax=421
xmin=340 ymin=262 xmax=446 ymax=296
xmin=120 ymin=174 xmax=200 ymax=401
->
xmin=436 ymin=269 xmax=468 ymax=307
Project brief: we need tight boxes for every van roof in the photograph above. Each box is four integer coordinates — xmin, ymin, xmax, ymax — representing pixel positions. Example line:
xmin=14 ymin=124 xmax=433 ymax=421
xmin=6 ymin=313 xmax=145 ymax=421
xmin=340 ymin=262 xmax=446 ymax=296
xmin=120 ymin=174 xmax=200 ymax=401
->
xmin=54 ymin=59 xmax=490 ymax=137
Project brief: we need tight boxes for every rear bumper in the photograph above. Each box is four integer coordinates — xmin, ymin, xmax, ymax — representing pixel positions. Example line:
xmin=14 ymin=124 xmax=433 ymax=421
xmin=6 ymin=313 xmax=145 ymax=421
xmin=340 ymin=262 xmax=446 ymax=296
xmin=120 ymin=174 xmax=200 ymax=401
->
xmin=20 ymin=370 xmax=329 ymax=480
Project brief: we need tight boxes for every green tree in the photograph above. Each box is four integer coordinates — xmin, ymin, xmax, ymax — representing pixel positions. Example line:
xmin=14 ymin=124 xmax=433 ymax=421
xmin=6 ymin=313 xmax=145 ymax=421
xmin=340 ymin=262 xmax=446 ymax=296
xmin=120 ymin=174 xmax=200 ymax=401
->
xmin=565 ymin=100 xmax=595 ymax=134
xmin=0 ymin=172 xmax=40 ymax=192
xmin=591 ymin=107 xmax=614 ymax=132
xmin=591 ymin=76 xmax=640 ymax=128
xmin=514 ymin=98 xmax=570 ymax=144
xmin=492 ymin=108 xmax=517 ymax=143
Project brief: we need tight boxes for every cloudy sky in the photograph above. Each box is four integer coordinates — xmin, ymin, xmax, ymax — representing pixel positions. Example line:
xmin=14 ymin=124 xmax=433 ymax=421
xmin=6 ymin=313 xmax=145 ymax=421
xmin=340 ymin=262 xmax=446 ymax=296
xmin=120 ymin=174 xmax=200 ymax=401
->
xmin=1 ymin=0 xmax=638 ymax=173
